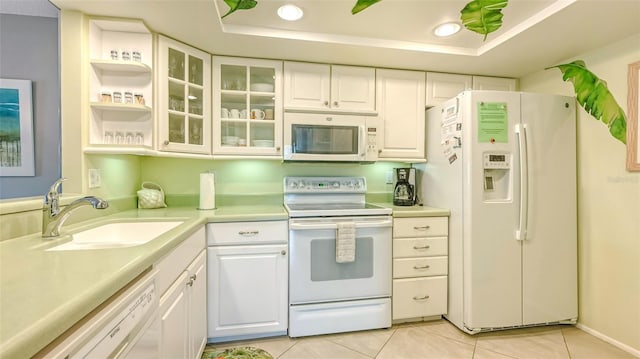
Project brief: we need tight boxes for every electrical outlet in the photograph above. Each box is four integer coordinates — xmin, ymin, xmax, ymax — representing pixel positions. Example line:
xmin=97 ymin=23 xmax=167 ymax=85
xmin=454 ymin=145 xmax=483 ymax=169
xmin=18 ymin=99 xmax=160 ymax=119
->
xmin=385 ymin=170 xmax=394 ymax=184
xmin=88 ymin=168 xmax=102 ymax=189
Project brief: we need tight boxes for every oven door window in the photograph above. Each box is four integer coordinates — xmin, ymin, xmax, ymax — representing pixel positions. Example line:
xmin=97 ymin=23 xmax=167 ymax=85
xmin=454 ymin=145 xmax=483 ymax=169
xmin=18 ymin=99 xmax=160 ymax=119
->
xmin=310 ymin=237 xmax=373 ymax=281
xmin=292 ymin=124 xmax=358 ymax=154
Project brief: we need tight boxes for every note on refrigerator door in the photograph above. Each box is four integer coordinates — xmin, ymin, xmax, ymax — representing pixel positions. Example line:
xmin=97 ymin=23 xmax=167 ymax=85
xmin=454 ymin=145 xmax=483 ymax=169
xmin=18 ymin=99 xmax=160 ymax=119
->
xmin=478 ymin=102 xmax=508 ymax=143
xmin=441 ymin=102 xmax=462 ymax=164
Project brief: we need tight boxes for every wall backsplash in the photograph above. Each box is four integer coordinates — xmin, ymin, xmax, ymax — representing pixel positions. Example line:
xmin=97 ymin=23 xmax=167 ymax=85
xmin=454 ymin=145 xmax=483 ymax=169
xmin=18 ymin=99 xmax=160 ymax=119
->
xmin=140 ymin=157 xmax=408 ymax=199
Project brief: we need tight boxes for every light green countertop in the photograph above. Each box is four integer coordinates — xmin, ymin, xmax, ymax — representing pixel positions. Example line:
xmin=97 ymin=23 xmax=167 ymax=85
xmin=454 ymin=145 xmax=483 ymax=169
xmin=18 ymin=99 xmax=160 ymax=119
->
xmin=375 ymin=203 xmax=451 ymax=217
xmin=0 ymin=202 xmax=448 ymax=358
xmin=0 ymin=205 xmax=287 ymax=359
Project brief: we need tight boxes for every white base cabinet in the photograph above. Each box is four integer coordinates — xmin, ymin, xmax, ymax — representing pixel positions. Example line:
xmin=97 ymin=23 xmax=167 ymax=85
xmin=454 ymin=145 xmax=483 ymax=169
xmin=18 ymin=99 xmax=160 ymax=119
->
xmin=207 ymin=221 xmax=288 ymax=342
xmin=156 ymin=227 xmax=207 ymax=359
xmin=392 ymin=217 xmax=449 ymax=321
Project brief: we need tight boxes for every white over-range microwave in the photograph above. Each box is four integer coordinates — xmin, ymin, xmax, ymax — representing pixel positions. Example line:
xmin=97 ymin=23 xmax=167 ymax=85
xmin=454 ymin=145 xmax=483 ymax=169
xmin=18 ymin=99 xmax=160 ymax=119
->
xmin=283 ymin=113 xmax=379 ymax=162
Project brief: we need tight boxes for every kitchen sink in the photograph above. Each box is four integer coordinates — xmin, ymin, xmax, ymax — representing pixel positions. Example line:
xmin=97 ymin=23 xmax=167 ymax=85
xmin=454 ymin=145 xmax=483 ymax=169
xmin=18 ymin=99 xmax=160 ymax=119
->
xmin=47 ymin=220 xmax=184 ymax=251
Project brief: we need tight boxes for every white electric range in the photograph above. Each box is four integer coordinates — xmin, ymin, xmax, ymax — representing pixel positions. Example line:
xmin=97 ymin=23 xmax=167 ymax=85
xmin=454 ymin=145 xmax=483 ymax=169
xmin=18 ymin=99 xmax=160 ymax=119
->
xmin=284 ymin=176 xmax=393 ymax=337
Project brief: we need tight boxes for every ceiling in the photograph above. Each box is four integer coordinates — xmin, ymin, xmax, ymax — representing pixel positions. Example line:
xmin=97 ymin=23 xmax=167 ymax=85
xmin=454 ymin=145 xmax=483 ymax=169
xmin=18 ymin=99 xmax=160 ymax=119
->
xmin=49 ymin=0 xmax=640 ymax=78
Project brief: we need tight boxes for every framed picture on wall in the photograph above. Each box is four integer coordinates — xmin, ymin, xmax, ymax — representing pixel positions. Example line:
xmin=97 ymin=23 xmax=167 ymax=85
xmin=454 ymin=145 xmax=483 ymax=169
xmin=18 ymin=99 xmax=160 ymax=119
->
xmin=0 ymin=79 xmax=35 ymax=177
xmin=627 ymin=61 xmax=640 ymax=172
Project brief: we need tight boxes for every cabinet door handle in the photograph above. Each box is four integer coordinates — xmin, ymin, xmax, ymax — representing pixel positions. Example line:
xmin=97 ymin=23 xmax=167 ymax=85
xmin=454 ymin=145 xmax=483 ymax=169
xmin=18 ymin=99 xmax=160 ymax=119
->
xmin=333 ymin=101 xmax=339 ymax=107
xmin=238 ymin=230 xmax=259 ymax=236
xmin=323 ymin=101 xmax=329 ymax=106
xmin=413 ymin=225 xmax=430 ymax=230
xmin=276 ymin=146 xmax=281 ymax=152
xmin=413 ymin=295 xmax=430 ymax=301
xmin=281 ymin=250 xmax=287 ymax=255
xmin=413 ymin=245 xmax=430 ymax=250
xmin=190 ymin=274 xmax=197 ymax=282
xmin=163 ymin=140 xmax=169 ymax=146
xmin=413 ymin=264 xmax=431 ymax=270
xmin=186 ymin=278 xmax=194 ymax=287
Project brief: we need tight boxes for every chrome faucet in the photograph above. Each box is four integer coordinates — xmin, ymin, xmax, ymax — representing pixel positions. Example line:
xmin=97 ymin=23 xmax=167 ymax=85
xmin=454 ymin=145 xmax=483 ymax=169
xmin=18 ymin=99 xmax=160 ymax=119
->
xmin=42 ymin=178 xmax=109 ymax=238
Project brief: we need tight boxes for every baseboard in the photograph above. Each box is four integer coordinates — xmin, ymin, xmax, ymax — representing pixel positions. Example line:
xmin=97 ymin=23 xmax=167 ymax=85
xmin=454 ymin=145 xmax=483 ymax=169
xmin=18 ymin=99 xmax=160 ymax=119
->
xmin=575 ymin=323 xmax=640 ymax=358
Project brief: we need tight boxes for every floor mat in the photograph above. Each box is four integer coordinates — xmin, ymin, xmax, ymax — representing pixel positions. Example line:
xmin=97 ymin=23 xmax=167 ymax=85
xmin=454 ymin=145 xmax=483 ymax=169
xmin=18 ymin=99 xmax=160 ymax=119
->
xmin=201 ymin=346 xmax=274 ymax=359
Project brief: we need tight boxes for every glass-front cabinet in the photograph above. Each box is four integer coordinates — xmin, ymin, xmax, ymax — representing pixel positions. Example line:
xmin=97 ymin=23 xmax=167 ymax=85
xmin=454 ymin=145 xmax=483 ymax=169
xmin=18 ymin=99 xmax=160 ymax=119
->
xmin=158 ymin=35 xmax=211 ymax=154
xmin=213 ymin=57 xmax=282 ymax=157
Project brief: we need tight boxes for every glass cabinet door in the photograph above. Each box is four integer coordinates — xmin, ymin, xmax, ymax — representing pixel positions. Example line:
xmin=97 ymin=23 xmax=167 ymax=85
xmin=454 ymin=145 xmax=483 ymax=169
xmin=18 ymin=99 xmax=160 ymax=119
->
xmin=214 ymin=57 xmax=282 ymax=156
xmin=159 ymin=36 xmax=211 ymax=154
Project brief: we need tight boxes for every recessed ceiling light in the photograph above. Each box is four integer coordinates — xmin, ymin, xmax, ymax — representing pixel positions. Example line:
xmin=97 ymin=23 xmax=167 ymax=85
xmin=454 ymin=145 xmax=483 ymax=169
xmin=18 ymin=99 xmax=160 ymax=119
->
xmin=433 ymin=22 xmax=461 ymax=37
xmin=278 ymin=4 xmax=303 ymax=21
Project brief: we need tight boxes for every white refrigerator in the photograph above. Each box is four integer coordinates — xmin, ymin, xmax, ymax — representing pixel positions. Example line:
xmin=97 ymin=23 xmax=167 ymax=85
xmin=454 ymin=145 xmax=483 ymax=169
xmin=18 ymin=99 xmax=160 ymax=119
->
xmin=419 ymin=91 xmax=578 ymax=334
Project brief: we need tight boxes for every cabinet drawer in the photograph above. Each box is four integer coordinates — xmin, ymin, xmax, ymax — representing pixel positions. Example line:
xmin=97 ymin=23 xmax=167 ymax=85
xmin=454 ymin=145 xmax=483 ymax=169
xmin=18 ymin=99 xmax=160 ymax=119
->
xmin=393 ymin=237 xmax=447 ymax=258
xmin=207 ymin=221 xmax=287 ymax=245
xmin=393 ymin=257 xmax=448 ymax=278
xmin=393 ymin=276 xmax=447 ymax=320
xmin=393 ymin=217 xmax=448 ymax=238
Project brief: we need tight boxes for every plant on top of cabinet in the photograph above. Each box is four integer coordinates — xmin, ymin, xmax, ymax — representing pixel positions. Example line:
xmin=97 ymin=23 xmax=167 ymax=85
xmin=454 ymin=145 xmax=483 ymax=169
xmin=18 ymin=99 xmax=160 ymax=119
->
xmin=213 ymin=57 xmax=283 ymax=158
xmin=284 ymin=61 xmax=376 ymax=114
xmin=87 ymin=19 xmax=153 ymax=153
xmin=157 ymin=35 xmax=212 ymax=155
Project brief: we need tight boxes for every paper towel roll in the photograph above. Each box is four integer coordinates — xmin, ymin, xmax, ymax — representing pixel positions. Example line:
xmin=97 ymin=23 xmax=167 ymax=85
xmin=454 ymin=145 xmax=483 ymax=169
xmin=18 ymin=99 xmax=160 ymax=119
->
xmin=199 ymin=172 xmax=215 ymax=210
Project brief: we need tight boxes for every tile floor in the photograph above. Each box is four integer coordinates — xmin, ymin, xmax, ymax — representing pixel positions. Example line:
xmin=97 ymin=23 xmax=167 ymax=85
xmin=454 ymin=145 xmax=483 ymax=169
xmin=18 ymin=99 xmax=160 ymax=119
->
xmin=206 ymin=320 xmax=637 ymax=359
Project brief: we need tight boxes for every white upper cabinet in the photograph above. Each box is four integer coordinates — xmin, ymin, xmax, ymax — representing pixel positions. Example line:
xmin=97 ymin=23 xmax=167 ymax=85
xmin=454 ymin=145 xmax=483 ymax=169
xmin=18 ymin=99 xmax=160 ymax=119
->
xmin=472 ymin=76 xmax=518 ymax=91
xmin=87 ymin=19 xmax=153 ymax=153
xmin=425 ymin=72 xmax=472 ymax=108
xmin=376 ymin=69 xmax=426 ymax=161
xmin=157 ymin=35 xmax=212 ymax=155
xmin=284 ymin=62 xmax=376 ymax=114
xmin=426 ymin=73 xmax=518 ymax=107
xmin=212 ymin=56 xmax=283 ymax=158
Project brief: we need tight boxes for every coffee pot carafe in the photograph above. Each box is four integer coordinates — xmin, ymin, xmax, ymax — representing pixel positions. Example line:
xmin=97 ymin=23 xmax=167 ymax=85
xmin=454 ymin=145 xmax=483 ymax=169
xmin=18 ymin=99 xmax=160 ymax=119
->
xmin=393 ymin=168 xmax=417 ymax=206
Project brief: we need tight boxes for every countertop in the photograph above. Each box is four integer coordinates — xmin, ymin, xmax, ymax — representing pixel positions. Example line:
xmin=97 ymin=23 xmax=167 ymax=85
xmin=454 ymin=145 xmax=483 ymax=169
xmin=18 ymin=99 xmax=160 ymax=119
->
xmin=0 ymin=205 xmax=287 ymax=359
xmin=0 ymin=202 xmax=448 ymax=358
xmin=377 ymin=203 xmax=451 ymax=217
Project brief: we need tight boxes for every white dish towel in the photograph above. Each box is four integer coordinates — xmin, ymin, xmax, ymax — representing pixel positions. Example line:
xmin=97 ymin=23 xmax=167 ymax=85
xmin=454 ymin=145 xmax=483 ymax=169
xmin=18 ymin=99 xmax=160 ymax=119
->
xmin=336 ymin=222 xmax=356 ymax=263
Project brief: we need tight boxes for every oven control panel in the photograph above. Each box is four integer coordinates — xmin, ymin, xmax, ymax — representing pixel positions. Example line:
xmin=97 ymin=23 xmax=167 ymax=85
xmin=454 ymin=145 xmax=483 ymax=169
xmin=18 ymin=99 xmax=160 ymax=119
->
xmin=284 ymin=177 xmax=367 ymax=193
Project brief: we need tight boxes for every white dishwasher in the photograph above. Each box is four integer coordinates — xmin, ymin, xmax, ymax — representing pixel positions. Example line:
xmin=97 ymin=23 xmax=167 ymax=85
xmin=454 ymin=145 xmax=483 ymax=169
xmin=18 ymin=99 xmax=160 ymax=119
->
xmin=36 ymin=270 xmax=159 ymax=359
xmin=206 ymin=221 xmax=288 ymax=343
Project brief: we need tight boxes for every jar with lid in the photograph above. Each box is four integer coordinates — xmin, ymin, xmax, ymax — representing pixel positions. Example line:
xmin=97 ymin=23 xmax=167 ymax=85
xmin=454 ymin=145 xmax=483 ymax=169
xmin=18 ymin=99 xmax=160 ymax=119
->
xmin=112 ymin=91 xmax=123 ymax=103
xmin=121 ymin=50 xmax=131 ymax=61
xmin=134 ymin=93 xmax=145 ymax=105
xmin=132 ymin=51 xmax=142 ymax=62
xmin=100 ymin=91 xmax=112 ymax=103
xmin=124 ymin=91 xmax=134 ymax=104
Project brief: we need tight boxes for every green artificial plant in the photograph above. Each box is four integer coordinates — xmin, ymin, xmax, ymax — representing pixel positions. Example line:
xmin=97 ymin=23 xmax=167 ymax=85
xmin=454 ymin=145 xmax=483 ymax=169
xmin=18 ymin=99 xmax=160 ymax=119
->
xmin=547 ymin=60 xmax=627 ymax=144
xmin=221 ymin=0 xmax=258 ymax=19
xmin=352 ymin=0 xmax=383 ymax=14
xmin=460 ymin=0 xmax=508 ymax=41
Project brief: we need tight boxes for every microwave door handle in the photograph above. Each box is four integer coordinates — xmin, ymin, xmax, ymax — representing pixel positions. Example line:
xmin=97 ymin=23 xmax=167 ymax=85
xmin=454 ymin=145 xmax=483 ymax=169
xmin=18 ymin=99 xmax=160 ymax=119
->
xmin=359 ymin=125 xmax=366 ymax=158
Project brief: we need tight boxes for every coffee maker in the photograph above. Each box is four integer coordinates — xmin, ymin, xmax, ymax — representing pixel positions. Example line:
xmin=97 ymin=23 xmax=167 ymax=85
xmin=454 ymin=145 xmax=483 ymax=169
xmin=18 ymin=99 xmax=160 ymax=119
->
xmin=393 ymin=168 xmax=417 ymax=206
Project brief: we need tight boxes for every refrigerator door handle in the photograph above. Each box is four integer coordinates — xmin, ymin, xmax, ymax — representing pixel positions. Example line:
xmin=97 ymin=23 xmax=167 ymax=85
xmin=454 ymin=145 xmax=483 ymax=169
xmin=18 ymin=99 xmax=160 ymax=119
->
xmin=515 ymin=124 xmax=529 ymax=241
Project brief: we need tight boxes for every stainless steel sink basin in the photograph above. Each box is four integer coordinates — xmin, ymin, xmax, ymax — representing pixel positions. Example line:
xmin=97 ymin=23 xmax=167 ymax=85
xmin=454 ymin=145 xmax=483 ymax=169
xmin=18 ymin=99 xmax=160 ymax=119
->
xmin=47 ymin=221 xmax=184 ymax=251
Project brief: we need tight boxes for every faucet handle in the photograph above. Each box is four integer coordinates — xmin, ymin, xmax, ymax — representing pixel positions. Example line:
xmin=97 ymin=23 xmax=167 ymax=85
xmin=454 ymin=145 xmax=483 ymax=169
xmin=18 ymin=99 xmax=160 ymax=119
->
xmin=49 ymin=177 xmax=67 ymax=194
xmin=45 ymin=177 xmax=67 ymax=204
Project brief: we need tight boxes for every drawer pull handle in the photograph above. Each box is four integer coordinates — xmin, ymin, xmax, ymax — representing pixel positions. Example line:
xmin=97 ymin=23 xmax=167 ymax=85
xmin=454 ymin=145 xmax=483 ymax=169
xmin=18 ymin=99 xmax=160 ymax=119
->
xmin=413 ymin=245 xmax=431 ymax=250
xmin=281 ymin=250 xmax=287 ymax=255
xmin=413 ymin=264 xmax=431 ymax=270
xmin=238 ymin=230 xmax=259 ymax=236
xmin=414 ymin=226 xmax=430 ymax=230
xmin=187 ymin=275 xmax=197 ymax=287
xmin=413 ymin=295 xmax=430 ymax=301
